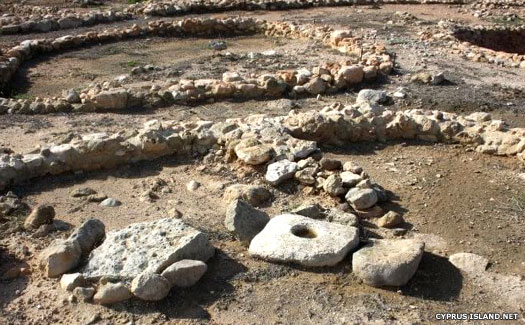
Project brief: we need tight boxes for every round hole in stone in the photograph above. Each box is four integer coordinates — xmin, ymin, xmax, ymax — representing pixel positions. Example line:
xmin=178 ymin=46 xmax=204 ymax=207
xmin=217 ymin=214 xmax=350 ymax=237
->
xmin=291 ymin=224 xmax=318 ymax=239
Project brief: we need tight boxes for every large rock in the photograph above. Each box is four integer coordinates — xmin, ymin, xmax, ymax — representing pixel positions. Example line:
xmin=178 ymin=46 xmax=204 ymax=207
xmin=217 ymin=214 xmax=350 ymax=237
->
xmin=40 ymin=240 xmax=82 ymax=278
xmin=68 ymin=219 xmax=105 ymax=256
xmin=265 ymin=159 xmax=298 ymax=185
xmin=93 ymin=282 xmax=132 ymax=305
xmin=94 ymin=89 xmax=128 ymax=110
xmin=345 ymin=188 xmax=378 ymax=210
xmin=352 ymin=239 xmax=424 ymax=287
xmin=161 ymin=260 xmax=207 ymax=287
xmin=223 ymin=184 xmax=271 ymax=207
xmin=131 ymin=272 xmax=171 ymax=301
xmin=449 ymin=253 xmax=489 ymax=274
xmin=225 ymin=200 xmax=269 ymax=244
xmin=249 ymin=214 xmax=359 ymax=267
xmin=81 ymin=218 xmax=214 ymax=281
xmin=234 ymin=139 xmax=273 ymax=165
xmin=24 ymin=204 xmax=55 ymax=229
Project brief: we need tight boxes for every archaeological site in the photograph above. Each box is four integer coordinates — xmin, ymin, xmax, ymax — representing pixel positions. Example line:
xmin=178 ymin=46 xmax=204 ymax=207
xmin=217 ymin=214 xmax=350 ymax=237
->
xmin=1 ymin=0 xmax=525 ymax=323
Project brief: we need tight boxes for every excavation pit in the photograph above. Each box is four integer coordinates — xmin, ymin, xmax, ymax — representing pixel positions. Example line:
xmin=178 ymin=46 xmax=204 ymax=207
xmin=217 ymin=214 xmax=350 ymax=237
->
xmin=453 ymin=27 xmax=525 ymax=55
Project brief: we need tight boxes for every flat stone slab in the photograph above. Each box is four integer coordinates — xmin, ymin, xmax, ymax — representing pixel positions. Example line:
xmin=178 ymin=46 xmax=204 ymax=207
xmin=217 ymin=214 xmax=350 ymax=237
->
xmin=81 ymin=218 xmax=214 ymax=281
xmin=249 ymin=214 xmax=359 ymax=267
xmin=352 ymin=239 xmax=424 ymax=287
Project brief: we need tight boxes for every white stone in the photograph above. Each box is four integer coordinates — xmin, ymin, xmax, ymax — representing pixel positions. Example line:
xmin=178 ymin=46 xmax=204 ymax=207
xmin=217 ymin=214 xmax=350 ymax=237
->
xmin=60 ymin=273 xmax=85 ymax=291
xmin=340 ymin=171 xmax=362 ymax=187
xmin=345 ymin=188 xmax=378 ymax=210
xmin=352 ymin=239 xmax=424 ymax=287
xmin=81 ymin=218 xmax=214 ymax=281
xmin=161 ymin=260 xmax=207 ymax=287
xmin=449 ymin=253 xmax=489 ymax=274
xmin=249 ymin=214 xmax=359 ymax=267
xmin=265 ymin=159 xmax=298 ymax=185
xmin=131 ymin=272 xmax=171 ymax=301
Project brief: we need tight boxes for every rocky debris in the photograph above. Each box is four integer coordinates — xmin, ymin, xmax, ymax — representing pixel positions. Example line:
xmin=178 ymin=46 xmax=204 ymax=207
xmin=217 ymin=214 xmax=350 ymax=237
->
xmin=223 ymin=184 xmax=272 ymax=207
xmin=449 ymin=252 xmax=489 ymax=274
xmin=319 ymin=158 xmax=342 ymax=171
xmin=70 ymin=187 xmax=97 ymax=198
xmin=352 ymin=239 xmax=425 ymax=287
xmin=93 ymin=282 xmax=132 ymax=305
xmin=81 ymin=218 xmax=214 ymax=281
xmin=39 ymin=240 xmax=81 ymax=278
xmin=186 ymin=180 xmax=201 ymax=191
xmin=60 ymin=273 xmax=86 ymax=291
xmin=225 ymin=199 xmax=269 ymax=244
xmin=249 ymin=214 xmax=359 ymax=267
xmin=265 ymin=159 xmax=298 ymax=185
xmin=290 ymin=204 xmax=323 ymax=219
xmin=99 ymin=198 xmax=121 ymax=207
xmin=161 ymin=260 xmax=207 ymax=287
xmin=376 ymin=211 xmax=404 ymax=228
xmin=67 ymin=219 xmax=105 ymax=256
xmin=343 ymin=162 xmax=363 ymax=174
xmin=131 ymin=272 xmax=171 ymax=301
xmin=24 ymin=204 xmax=55 ymax=229
xmin=345 ymin=188 xmax=378 ymax=210
xmin=73 ymin=287 xmax=95 ymax=302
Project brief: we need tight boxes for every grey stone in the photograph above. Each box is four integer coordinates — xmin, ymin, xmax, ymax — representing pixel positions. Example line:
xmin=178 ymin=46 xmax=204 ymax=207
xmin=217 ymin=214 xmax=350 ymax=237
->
xmin=225 ymin=199 xmax=269 ymax=244
xmin=73 ymin=287 xmax=96 ymax=302
xmin=81 ymin=218 xmax=214 ymax=281
xmin=345 ymin=188 xmax=378 ymax=210
xmin=352 ymin=239 xmax=424 ymax=287
xmin=249 ymin=214 xmax=359 ymax=267
xmin=356 ymin=89 xmax=389 ymax=105
xmin=265 ymin=159 xmax=298 ymax=185
xmin=68 ymin=219 xmax=105 ymax=256
xmin=319 ymin=158 xmax=342 ymax=171
xmin=323 ymin=174 xmax=346 ymax=196
xmin=65 ymin=89 xmax=81 ymax=104
xmin=377 ymin=211 xmax=404 ymax=228
xmin=340 ymin=171 xmax=362 ymax=187
xmin=161 ymin=259 xmax=207 ymax=287
xmin=70 ymin=187 xmax=96 ymax=197
xmin=131 ymin=272 xmax=171 ymax=301
xmin=326 ymin=210 xmax=358 ymax=227
xmin=290 ymin=204 xmax=322 ymax=219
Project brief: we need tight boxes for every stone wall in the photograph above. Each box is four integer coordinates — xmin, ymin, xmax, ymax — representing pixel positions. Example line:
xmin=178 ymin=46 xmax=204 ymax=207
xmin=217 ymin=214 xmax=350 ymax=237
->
xmin=1 ymin=97 xmax=524 ymax=191
xmin=0 ymin=17 xmax=393 ymax=114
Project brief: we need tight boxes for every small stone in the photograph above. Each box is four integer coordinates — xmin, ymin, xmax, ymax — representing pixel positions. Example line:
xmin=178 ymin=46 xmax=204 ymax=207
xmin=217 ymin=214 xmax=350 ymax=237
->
xmin=352 ymin=239 xmax=425 ymax=287
xmin=65 ymin=89 xmax=81 ymax=104
xmin=131 ymin=272 xmax=171 ymax=301
xmin=24 ymin=204 xmax=55 ymax=229
xmin=32 ymin=224 xmax=54 ymax=238
xmin=326 ymin=210 xmax=358 ymax=227
xmin=86 ymin=193 xmax=107 ymax=203
xmin=377 ymin=211 xmax=404 ymax=228
xmin=223 ymin=184 xmax=272 ymax=207
xmin=449 ymin=253 xmax=489 ymax=274
xmin=323 ymin=175 xmax=346 ymax=196
xmin=431 ymin=72 xmax=446 ymax=85
xmin=70 ymin=187 xmax=97 ymax=198
xmin=265 ymin=159 xmax=298 ymax=186
xmin=290 ymin=204 xmax=323 ymax=219
xmin=93 ymin=282 xmax=132 ymax=305
xmin=186 ymin=181 xmax=200 ymax=191
xmin=72 ymin=287 xmax=95 ymax=302
xmin=319 ymin=158 xmax=342 ymax=171
xmin=345 ymin=188 xmax=378 ymax=210
xmin=355 ymin=205 xmax=384 ymax=219
xmin=224 ymin=200 xmax=269 ymax=244
xmin=294 ymin=167 xmax=318 ymax=185
xmin=343 ymin=162 xmax=363 ymax=174
xmin=169 ymin=208 xmax=183 ymax=218
xmin=340 ymin=172 xmax=362 ymax=187
xmin=161 ymin=260 xmax=207 ymax=287
xmin=356 ymin=89 xmax=388 ymax=105
xmin=99 ymin=198 xmax=121 ymax=207
xmin=40 ymin=240 xmax=81 ymax=278
xmin=234 ymin=139 xmax=273 ymax=165
xmin=68 ymin=219 xmax=105 ymax=256
xmin=60 ymin=273 xmax=86 ymax=291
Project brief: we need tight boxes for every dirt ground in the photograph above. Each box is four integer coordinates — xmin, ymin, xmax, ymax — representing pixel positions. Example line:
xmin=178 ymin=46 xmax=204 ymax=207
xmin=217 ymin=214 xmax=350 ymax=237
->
xmin=1 ymin=2 xmax=525 ymax=325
